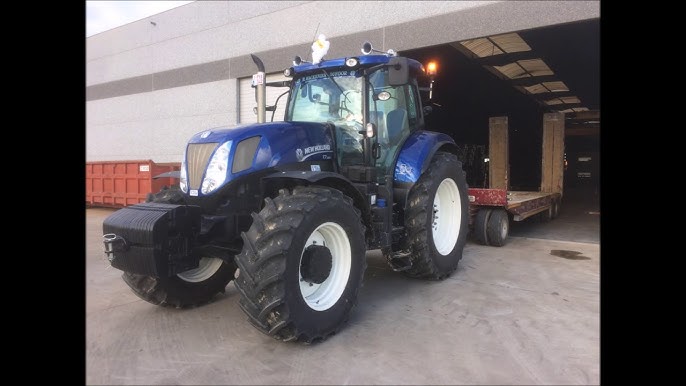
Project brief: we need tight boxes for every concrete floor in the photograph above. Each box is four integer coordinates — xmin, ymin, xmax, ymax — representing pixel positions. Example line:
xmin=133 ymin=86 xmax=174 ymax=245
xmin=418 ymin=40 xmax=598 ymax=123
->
xmin=86 ymin=191 xmax=599 ymax=385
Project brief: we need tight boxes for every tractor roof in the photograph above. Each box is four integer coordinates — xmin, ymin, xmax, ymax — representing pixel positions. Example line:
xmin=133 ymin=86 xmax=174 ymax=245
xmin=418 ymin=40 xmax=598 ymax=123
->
xmin=291 ymin=54 xmax=424 ymax=76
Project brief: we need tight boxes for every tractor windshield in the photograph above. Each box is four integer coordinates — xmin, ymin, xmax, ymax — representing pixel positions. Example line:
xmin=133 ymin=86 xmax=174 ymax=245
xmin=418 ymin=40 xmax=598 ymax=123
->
xmin=287 ymin=71 xmax=363 ymax=124
xmin=287 ymin=70 xmax=365 ymax=166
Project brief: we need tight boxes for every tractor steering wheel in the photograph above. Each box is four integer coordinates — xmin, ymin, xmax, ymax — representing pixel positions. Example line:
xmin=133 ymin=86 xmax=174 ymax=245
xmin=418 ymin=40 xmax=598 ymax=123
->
xmin=337 ymin=105 xmax=360 ymax=121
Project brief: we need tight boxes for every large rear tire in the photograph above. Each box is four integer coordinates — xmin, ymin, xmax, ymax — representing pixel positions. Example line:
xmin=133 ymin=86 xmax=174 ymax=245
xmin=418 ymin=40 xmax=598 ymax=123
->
xmin=234 ymin=186 xmax=366 ymax=343
xmin=403 ymin=152 xmax=469 ymax=279
xmin=120 ymin=187 xmax=237 ymax=308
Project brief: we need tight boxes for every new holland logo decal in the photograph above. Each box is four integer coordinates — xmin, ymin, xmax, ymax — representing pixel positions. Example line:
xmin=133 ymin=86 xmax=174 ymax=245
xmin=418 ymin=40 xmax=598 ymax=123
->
xmin=296 ymin=144 xmax=331 ymax=161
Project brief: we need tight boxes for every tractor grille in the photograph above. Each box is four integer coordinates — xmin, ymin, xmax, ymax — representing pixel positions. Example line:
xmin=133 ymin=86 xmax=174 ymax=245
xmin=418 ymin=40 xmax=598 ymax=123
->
xmin=187 ymin=143 xmax=218 ymax=190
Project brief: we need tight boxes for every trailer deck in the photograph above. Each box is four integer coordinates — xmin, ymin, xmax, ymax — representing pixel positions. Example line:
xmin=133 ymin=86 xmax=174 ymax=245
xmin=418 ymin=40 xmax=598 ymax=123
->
xmin=506 ymin=191 xmax=561 ymax=221
xmin=468 ymin=188 xmax=561 ymax=222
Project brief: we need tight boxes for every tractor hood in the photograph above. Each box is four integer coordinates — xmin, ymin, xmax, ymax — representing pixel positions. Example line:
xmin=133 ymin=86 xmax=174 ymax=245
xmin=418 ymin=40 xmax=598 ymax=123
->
xmin=183 ymin=121 xmax=334 ymax=196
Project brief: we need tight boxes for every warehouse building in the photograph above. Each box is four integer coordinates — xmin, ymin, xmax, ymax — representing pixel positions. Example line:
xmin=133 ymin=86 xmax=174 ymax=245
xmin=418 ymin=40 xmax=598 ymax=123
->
xmin=86 ymin=0 xmax=599 ymax=192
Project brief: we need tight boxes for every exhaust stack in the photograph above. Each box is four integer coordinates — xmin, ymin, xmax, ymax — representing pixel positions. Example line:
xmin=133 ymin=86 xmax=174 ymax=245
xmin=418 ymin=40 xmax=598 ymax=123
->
xmin=250 ymin=54 xmax=266 ymax=123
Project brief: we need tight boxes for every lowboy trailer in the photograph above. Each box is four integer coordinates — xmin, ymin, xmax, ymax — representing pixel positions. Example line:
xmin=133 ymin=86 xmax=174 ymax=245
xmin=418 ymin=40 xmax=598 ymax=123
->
xmin=468 ymin=113 xmax=565 ymax=247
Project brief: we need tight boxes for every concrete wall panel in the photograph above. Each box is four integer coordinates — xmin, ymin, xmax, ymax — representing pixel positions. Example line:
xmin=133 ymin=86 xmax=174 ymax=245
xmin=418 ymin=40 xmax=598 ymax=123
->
xmin=87 ymin=46 xmax=153 ymax=86
xmin=86 ymin=80 xmax=237 ymax=162
xmin=87 ymin=1 xmax=498 ymax=85
xmin=386 ymin=1 xmax=600 ymax=51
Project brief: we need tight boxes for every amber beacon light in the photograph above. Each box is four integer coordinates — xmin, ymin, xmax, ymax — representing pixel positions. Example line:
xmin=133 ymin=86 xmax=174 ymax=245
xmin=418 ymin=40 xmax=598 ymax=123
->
xmin=426 ymin=61 xmax=437 ymax=76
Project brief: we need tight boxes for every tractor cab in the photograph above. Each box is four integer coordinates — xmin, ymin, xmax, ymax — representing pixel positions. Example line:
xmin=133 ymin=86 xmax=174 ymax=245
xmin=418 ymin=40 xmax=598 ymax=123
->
xmin=267 ymin=42 xmax=432 ymax=184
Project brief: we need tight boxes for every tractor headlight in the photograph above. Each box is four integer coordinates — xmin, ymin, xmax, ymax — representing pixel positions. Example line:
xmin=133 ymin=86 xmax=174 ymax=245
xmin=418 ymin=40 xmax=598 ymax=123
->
xmin=345 ymin=57 xmax=359 ymax=67
xmin=201 ymin=141 xmax=232 ymax=195
xmin=179 ymin=148 xmax=188 ymax=193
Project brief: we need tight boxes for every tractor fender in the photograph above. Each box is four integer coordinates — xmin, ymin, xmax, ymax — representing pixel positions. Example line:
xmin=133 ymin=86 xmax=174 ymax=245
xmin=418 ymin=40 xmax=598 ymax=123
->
xmin=393 ymin=130 xmax=460 ymax=208
xmin=261 ymin=170 xmax=371 ymax=224
xmin=393 ymin=131 xmax=459 ymax=184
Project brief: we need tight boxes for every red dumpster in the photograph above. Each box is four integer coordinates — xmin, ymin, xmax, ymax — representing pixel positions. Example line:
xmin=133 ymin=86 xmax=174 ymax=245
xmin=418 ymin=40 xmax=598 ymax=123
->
xmin=86 ymin=160 xmax=181 ymax=208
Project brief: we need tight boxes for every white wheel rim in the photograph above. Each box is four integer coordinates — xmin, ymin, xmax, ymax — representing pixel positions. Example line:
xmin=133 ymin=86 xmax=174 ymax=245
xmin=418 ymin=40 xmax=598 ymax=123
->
xmin=432 ymin=178 xmax=461 ymax=255
xmin=177 ymin=257 xmax=223 ymax=283
xmin=500 ymin=215 xmax=509 ymax=240
xmin=299 ymin=222 xmax=351 ymax=311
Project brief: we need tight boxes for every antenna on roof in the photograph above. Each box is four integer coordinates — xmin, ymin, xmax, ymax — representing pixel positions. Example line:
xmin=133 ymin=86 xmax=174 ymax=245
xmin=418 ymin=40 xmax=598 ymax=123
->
xmin=311 ymin=22 xmax=320 ymax=43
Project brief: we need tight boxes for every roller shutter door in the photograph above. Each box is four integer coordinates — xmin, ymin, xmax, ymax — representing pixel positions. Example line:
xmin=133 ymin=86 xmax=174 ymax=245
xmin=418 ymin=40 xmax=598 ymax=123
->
xmin=238 ymin=73 xmax=290 ymax=124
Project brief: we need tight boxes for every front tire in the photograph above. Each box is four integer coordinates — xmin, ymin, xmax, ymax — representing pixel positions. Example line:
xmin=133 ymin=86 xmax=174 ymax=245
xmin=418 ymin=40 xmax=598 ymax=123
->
xmin=403 ymin=152 xmax=469 ymax=279
xmin=122 ymin=259 xmax=237 ymax=308
xmin=120 ymin=188 xmax=237 ymax=308
xmin=234 ymin=186 xmax=366 ymax=343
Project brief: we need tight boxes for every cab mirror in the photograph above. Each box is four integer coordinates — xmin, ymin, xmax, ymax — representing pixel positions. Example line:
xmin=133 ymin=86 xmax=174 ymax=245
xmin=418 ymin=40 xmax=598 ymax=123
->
xmin=388 ymin=57 xmax=409 ymax=86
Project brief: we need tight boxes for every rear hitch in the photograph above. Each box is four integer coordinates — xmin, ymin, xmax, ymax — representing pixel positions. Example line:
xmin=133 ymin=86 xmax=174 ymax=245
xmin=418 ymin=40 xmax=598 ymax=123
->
xmin=103 ymin=233 xmax=128 ymax=262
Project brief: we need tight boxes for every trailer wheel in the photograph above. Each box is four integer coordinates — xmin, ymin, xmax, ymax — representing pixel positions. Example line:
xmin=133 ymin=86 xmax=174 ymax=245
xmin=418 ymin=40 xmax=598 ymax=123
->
xmin=541 ymin=205 xmax=553 ymax=222
xmin=234 ymin=186 xmax=366 ymax=343
xmin=473 ymin=208 xmax=492 ymax=245
xmin=120 ymin=188 xmax=237 ymax=308
xmin=403 ymin=152 xmax=469 ymax=280
xmin=551 ymin=199 xmax=560 ymax=219
xmin=486 ymin=209 xmax=509 ymax=247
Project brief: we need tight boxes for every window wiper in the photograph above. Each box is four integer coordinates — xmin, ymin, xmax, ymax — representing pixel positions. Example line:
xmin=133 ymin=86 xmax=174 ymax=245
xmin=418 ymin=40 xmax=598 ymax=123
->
xmin=319 ymin=68 xmax=351 ymax=104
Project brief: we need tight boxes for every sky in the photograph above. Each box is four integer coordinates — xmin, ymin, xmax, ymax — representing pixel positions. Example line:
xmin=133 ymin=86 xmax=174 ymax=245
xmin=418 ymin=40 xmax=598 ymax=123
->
xmin=86 ymin=1 xmax=194 ymax=37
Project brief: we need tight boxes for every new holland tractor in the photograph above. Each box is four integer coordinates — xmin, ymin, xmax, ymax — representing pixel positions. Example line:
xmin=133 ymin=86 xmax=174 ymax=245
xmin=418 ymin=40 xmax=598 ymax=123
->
xmin=102 ymin=40 xmax=469 ymax=343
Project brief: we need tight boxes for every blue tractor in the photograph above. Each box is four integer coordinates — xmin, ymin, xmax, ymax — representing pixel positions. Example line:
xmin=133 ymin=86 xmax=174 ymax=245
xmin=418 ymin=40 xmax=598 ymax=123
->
xmin=103 ymin=41 xmax=469 ymax=343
